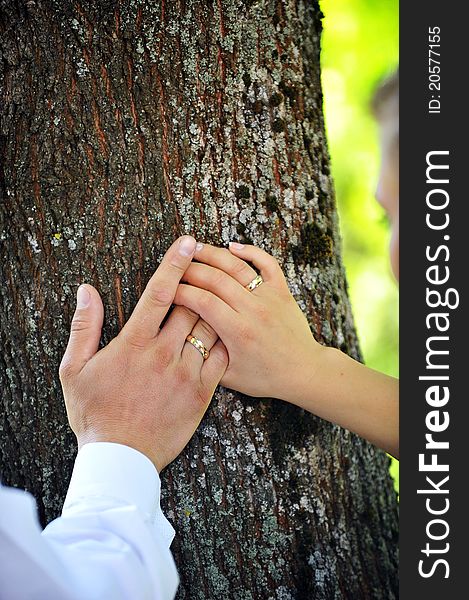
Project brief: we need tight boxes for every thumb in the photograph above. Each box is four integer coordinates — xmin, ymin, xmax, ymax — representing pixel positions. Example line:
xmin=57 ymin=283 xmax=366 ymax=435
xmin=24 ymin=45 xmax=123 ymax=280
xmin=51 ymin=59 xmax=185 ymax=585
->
xmin=59 ymin=284 xmax=104 ymax=379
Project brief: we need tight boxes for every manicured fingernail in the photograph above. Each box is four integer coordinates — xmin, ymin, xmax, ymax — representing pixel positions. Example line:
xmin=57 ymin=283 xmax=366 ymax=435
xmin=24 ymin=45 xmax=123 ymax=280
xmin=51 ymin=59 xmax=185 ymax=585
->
xmin=229 ymin=242 xmax=245 ymax=250
xmin=178 ymin=235 xmax=197 ymax=256
xmin=77 ymin=285 xmax=91 ymax=308
xmin=196 ymin=242 xmax=204 ymax=252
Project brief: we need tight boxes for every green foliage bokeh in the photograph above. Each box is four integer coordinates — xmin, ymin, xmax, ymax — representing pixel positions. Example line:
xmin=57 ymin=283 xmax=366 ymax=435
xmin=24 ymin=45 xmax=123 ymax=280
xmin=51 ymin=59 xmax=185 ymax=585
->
xmin=320 ymin=0 xmax=399 ymax=488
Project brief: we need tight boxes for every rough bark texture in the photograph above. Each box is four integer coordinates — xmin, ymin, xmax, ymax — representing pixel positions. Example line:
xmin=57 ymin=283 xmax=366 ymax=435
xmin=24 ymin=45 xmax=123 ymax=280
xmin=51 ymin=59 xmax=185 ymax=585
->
xmin=0 ymin=1 xmax=398 ymax=598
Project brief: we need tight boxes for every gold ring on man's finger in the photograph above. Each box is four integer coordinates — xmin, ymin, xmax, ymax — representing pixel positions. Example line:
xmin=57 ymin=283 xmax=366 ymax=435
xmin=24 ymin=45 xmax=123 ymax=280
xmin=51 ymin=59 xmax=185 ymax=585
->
xmin=185 ymin=334 xmax=210 ymax=360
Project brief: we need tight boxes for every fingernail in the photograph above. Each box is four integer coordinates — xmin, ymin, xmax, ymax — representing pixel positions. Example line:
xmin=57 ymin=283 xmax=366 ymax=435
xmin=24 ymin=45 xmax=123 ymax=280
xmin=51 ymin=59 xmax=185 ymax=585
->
xmin=229 ymin=241 xmax=245 ymax=250
xmin=196 ymin=242 xmax=204 ymax=252
xmin=178 ymin=235 xmax=197 ymax=256
xmin=77 ymin=285 xmax=91 ymax=308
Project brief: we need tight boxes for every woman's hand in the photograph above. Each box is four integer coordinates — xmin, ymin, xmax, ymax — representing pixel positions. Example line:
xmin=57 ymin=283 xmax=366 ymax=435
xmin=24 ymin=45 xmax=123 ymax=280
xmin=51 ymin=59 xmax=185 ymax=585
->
xmin=173 ymin=242 xmax=324 ymax=401
xmin=59 ymin=236 xmax=228 ymax=472
xmin=174 ymin=241 xmax=399 ymax=458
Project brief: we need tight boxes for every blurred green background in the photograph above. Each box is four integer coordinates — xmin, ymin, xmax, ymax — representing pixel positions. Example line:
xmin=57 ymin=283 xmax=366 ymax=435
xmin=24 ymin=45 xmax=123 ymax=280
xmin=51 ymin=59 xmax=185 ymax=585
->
xmin=319 ymin=0 xmax=399 ymax=488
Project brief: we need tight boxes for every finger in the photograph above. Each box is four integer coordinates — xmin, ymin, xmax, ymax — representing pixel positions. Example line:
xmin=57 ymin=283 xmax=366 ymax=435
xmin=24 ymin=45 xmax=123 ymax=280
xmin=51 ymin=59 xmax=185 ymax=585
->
xmin=122 ymin=235 xmax=197 ymax=346
xmin=183 ymin=317 xmax=219 ymax=367
xmin=200 ymin=339 xmax=229 ymax=390
xmin=174 ymin=284 xmax=239 ymax=341
xmin=193 ymin=243 xmax=257 ymax=286
xmin=59 ymin=284 xmax=104 ymax=378
xmin=182 ymin=263 xmax=252 ymax=311
xmin=157 ymin=305 xmax=200 ymax=352
xmin=228 ymin=242 xmax=285 ymax=285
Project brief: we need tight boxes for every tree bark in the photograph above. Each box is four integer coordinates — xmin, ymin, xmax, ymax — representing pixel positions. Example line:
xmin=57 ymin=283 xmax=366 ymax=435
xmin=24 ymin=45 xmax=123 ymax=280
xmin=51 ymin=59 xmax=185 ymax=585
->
xmin=0 ymin=1 xmax=398 ymax=598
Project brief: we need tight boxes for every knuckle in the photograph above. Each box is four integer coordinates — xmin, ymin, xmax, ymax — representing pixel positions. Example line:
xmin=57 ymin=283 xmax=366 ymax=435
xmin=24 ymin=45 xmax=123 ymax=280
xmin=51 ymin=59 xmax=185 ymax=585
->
xmin=211 ymin=269 xmax=226 ymax=288
xmin=58 ymin=356 xmax=74 ymax=381
xmin=270 ymin=256 xmax=284 ymax=277
xmin=120 ymin=330 xmax=147 ymax=351
xmin=199 ymin=291 xmax=214 ymax=312
xmin=255 ymin=302 xmax=271 ymax=324
xmin=155 ymin=345 xmax=174 ymax=372
xmin=146 ymin=285 xmax=173 ymax=308
xmin=196 ymin=320 xmax=215 ymax=342
xmin=176 ymin=305 xmax=198 ymax=321
xmin=168 ymin=257 xmax=186 ymax=274
xmin=70 ymin=314 xmax=89 ymax=334
xmin=237 ymin=323 xmax=254 ymax=343
xmin=175 ymin=363 xmax=193 ymax=385
xmin=194 ymin=382 xmax=211 ymax=408
xmin=232 ymin=259 xmax=251 ymax=278
xmin=265 ymin=251 xmax=279 ymax=266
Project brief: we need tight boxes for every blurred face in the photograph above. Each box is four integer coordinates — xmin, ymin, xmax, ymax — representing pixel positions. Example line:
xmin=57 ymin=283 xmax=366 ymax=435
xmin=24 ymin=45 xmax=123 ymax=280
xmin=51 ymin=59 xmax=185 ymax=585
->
xmin=376 ymin=114 xmax=399 ymax=281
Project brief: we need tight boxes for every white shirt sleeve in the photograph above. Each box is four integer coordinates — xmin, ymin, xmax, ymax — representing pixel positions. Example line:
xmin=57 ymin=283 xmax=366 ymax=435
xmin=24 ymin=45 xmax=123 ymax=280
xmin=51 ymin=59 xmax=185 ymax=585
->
xmin=0 ymin=442 xmax=179 ymax=600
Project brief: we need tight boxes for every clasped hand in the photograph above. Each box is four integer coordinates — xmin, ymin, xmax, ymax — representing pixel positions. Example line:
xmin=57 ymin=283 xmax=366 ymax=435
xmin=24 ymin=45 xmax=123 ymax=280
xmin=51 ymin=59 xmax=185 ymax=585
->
xmin=62 ymin=235 xmax=390 ymax=473
xmin=60 ymin=236 xmax=228 ymax=472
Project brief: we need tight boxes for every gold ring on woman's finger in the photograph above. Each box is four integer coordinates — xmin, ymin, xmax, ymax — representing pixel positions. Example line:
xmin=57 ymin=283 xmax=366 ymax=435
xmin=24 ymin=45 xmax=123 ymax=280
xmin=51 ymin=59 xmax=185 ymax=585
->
xmin=245 ymin=274 xmax=264 ymax=292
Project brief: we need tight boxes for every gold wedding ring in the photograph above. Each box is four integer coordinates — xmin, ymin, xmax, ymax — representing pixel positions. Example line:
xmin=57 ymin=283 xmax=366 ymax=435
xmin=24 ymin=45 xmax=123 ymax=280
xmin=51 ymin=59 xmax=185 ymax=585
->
xmin=186 ymin=334 xmax=210 ymax=360
xmin=245 ymin=274 xmax=264 ymax=292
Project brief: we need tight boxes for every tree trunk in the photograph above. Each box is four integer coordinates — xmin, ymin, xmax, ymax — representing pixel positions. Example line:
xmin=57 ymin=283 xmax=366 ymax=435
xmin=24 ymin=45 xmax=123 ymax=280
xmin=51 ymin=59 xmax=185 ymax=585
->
xmin=0 ymin=1 xmax=398 ymax=598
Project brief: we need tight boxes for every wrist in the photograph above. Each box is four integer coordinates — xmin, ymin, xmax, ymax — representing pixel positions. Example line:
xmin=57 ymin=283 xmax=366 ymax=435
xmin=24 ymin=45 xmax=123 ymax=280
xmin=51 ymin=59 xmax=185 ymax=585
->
xmin=76 ymin=431 xmax=163 ymax=473
xmin=277 ymin=337 xmax=331 ymax=408
xmin=64 ymin=442 xmax=170 ymax=535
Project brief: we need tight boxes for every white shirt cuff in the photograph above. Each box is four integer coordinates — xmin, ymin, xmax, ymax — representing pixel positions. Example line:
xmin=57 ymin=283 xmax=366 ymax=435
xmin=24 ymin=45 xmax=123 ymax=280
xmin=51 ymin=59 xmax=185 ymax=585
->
xmin=63 ymin=442 xmax=175 ymax=546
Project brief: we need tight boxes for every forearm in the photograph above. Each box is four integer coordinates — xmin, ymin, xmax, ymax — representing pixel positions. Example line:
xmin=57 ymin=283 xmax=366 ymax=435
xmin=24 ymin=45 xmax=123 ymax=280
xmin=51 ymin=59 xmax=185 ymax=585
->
xmin=284 ymin=344 xmax=399 ymax=458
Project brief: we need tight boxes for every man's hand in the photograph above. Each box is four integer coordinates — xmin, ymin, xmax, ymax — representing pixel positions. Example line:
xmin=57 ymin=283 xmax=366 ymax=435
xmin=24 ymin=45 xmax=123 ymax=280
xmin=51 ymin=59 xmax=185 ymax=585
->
xmin=59 ymin=236 xmax=228 ymax=472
